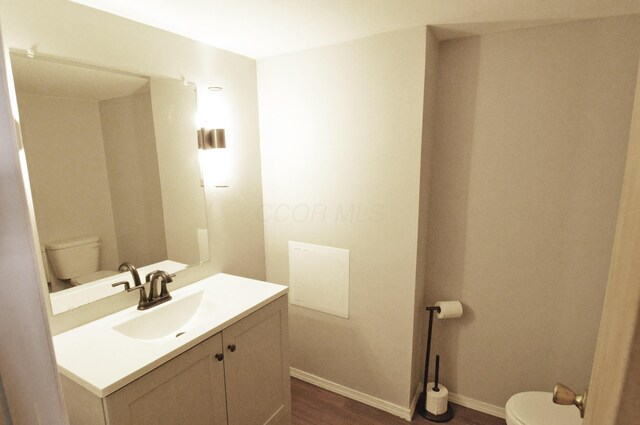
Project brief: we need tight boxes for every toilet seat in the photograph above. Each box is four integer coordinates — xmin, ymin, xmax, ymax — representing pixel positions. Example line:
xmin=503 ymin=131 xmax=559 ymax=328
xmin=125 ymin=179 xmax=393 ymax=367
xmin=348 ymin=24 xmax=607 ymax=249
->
xmin=506 ymin=392 xmax=582 ymax=425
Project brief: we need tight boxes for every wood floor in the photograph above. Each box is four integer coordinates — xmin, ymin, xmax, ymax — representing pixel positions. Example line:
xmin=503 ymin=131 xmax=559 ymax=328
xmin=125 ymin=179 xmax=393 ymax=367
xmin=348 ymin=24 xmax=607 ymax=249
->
xmin=291 ymin=378 xmax=506 ymax=425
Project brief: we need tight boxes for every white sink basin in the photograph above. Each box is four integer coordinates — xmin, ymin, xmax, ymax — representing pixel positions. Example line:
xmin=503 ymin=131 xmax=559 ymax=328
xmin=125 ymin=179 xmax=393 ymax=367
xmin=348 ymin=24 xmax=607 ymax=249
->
xmin=52 ymin=273 xmax=287 ymax=397
xmin=113 ymin=291 xmax=205 ymax=340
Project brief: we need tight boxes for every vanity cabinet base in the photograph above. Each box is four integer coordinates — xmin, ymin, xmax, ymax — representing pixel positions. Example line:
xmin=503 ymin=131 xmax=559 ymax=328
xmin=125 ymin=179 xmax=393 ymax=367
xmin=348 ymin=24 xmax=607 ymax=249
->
xmin=60 ymin=295 xmax=290 ymax=425
xmin=60 ymin=374 xmax=107 ymax=425
xmin=105 ymin=333 xmax=228 ymax=425
xmin=223 ymin=295 xmax=291 ymax=425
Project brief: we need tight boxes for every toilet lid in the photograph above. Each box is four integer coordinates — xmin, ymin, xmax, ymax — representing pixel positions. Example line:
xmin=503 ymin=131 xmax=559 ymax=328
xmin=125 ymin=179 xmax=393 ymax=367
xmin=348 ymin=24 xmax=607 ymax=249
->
xmin=506 ymin=392 xmax=582 ymax=425
xmin=71 ymin=270 xmax=118 ymax=285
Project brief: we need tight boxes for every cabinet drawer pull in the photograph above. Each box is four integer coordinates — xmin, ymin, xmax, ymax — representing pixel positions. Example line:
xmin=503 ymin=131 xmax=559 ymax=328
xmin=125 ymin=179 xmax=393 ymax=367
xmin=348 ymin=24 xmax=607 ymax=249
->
xmin=215 ymin=353 xmax=224 ymax=361
xmin=227 ymin=344 xmax=236 ymax=352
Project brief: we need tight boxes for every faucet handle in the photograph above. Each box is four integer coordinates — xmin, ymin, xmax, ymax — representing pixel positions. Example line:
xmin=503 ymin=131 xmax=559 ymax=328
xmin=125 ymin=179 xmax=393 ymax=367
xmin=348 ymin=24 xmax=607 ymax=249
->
xmin=126 ymin=284 xmax=149 ymax=310
xmin=145 ymin=270 xmax=161 ymax=283
xmin=148 ymin=270 xmax=173 ymax=297
xmin=158 ymin=271 xmax=173 ymax=297
xmin=111 ymin=281 xmax=131 ymax=291
xmin=112 ymin=280 xmax=149 ymax=310
xmin=145 ymin=270 xmax=173 ymax=300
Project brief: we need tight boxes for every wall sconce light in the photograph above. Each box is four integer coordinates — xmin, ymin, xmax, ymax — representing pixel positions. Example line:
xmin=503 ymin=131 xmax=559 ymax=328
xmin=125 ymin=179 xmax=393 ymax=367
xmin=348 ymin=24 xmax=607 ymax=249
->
xmin=197 ymin=128 xmax=226 ymax=150
xmin=197 ymin=128 xmax=229 ymax=188
xmin=196 ymin=86 xmax=229 ymax=188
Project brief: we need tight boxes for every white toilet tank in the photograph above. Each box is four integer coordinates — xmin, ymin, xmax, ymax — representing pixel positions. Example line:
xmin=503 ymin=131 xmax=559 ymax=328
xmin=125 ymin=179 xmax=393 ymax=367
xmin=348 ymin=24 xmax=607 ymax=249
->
xmin=45 ymin=236 xmax=101 ymax=280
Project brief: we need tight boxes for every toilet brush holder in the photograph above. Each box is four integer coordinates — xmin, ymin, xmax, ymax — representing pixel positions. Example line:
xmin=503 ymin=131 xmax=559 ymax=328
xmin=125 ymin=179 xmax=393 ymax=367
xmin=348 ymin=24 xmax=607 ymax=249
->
xmin=417 ymin=305 xmax=455 ymax=422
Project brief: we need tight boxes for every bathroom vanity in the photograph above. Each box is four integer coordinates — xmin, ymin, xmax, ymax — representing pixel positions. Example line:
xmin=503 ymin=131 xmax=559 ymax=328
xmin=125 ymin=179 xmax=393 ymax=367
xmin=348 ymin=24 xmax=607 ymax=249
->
xmin=54 ymin=274 xmax=291 ymax=425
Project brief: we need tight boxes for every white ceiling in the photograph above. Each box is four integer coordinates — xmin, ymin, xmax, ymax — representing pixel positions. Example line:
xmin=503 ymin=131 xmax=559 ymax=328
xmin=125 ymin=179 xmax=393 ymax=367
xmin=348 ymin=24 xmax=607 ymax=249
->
xmin=12 ymin=55 xmax=149 ymax=101
xmin=69 ymin=0 xmax=640 ymax=59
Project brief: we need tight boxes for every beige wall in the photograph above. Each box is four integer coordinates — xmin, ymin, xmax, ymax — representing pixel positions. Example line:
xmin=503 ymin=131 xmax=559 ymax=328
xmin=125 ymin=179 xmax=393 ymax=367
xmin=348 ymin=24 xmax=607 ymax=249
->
xmin=410 ymin=28 xmax=439 ymax=400
xmin=257 ymin=27 xmax=427 ymax=409
xmin=17 ymin=94 xmax=120 ymax=273
xmin=100 ymin=89 xmax=168 ymax=267
xmin=0 ymin=0 xmax=266 ymax=333
xmin=425 ymin=15 xmax=640 ymax=408
xmin=149 ymin=79 xmax=206 ymax=266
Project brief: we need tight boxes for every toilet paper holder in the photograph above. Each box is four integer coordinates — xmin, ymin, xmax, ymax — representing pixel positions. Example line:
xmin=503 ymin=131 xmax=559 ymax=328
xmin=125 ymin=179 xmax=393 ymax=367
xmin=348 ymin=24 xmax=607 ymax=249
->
xmin=417 ymin=303 xmax=462 ymax=422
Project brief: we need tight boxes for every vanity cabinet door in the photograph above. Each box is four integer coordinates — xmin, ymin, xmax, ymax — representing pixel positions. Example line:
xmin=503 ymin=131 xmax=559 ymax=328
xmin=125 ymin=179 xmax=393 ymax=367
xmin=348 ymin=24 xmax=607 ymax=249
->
xmin=223 ymin=296 xmax=291 ymax=425
xmin=104 ymin=333 xmax=227 ymax=425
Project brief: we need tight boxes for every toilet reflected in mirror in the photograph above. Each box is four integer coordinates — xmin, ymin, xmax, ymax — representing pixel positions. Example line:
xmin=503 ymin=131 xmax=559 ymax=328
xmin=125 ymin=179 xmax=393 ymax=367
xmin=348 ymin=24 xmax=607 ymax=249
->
xmin=44 ymin=236 xmax=116 ymax=289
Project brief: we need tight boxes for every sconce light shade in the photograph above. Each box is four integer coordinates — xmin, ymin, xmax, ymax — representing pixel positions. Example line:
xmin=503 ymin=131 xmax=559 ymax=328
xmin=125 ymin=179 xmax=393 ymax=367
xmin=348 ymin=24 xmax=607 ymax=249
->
xmin=197 ymin=127 xmax=229 ymax=188
xmin=197 ymin=128 xmax=226 ymax=150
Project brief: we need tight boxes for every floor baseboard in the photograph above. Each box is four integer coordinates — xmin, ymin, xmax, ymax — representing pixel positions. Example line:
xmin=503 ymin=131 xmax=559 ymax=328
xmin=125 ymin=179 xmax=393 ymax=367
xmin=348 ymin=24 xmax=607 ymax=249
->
xmin=291 ymin=367 xmax=506 ymax=421
xmin=290 ymin=368 xmax=414 ymax=420
xmin=448 ymin=392 xmax=506 ymax=419
xmin=409 ymin=382 xmax=422 ymax=418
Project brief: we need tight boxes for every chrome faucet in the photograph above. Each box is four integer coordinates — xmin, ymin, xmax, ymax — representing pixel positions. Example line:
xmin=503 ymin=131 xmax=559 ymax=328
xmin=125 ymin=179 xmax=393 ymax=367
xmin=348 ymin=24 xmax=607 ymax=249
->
xmin=118 ymin=262 xmax=142 ymax=287
xmin=112 ymin=269 xmax=173 ymax=310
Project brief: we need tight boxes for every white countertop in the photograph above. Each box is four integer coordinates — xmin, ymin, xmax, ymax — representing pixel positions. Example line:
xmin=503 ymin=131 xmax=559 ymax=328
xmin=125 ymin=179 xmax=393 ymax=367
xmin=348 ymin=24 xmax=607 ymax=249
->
xmin=52 ymin=273 xmax=287 ymax=397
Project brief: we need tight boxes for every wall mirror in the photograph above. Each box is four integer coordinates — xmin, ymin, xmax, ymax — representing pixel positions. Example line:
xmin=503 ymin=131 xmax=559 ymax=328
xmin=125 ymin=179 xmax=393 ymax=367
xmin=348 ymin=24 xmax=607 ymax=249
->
xmin=11 ymin=52 xmax=209 ymax=315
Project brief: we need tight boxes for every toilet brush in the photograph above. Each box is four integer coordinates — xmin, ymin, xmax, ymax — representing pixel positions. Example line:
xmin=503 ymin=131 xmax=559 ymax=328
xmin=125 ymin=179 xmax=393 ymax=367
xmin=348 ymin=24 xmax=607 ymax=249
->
xmin=433 ymin=355 xmax=441 ymax=392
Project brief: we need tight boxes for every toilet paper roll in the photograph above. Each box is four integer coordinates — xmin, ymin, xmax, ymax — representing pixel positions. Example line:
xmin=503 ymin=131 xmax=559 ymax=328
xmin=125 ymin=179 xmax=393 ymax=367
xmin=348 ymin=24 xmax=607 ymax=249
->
xmin=425 ymin=383 xmax=449 ymax=415
xmin=435 ymin=300 xmax=463 ymax=319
